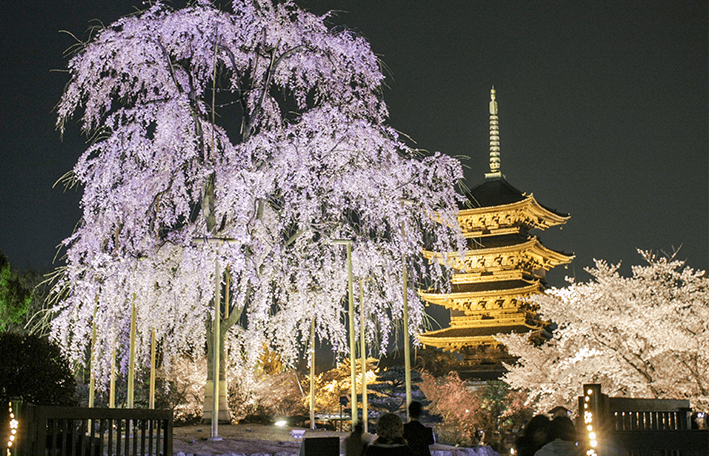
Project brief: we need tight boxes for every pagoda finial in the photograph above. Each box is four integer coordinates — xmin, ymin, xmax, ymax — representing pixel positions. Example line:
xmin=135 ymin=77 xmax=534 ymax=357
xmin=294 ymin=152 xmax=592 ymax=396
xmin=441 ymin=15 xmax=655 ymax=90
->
xmin=485 ymin=86 xmax=503 ymax=179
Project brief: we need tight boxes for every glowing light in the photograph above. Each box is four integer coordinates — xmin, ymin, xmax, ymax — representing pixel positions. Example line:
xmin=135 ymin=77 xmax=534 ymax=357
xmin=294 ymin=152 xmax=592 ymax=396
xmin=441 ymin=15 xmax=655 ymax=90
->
xmin=587 ymin=389 xmax=593 ymax=395
xmin=590 ymin=440 xmax=597 ymax=448
xmin=589 ymin=432 xmax=596 ymax=440
xmin=587 ymin=425 xmax=593 ymax=431
xmin=275 ymin=420 xmax=287 ymax=427
xmin=6 ymin=402 xmax=19 ymax=454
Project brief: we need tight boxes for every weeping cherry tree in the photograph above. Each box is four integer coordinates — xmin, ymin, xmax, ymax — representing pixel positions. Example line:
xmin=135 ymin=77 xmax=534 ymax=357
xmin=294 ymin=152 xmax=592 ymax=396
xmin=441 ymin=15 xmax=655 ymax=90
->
xmin=51 ymin=0 xmax=464 ymax=412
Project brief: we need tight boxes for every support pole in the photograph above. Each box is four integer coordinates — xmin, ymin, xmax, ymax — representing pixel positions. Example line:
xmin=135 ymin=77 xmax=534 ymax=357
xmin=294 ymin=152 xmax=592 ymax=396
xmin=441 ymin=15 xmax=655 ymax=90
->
xmin=400 ymin=203 xmax=412 ymax=420
xmin=211 ymin=257 xmax=222 ymax=440
xmin=149 ymin=328 xmax=156 ymax=409
xmin=89 ymin=307 xmax=97 ymax=409
xmin=109 ymin=344 xmax=116 ymax=408
xmin=346 ymin=242 xmax=357 ymax=428
xmin=310 ymin=316 xmax=316 ymax=430
xmin=402 ymin=255 xmax=411 ymax=420
xmin=360 ymin=279 xmax=368 ymax=432
xmin=127 ymin=295 xmax=136 ymax=408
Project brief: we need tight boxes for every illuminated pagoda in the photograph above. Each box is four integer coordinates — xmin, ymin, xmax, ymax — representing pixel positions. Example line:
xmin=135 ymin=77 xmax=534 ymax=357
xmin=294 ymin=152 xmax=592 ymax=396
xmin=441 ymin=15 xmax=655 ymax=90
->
xmin=418 ymin=88 xmax=573 ymax=379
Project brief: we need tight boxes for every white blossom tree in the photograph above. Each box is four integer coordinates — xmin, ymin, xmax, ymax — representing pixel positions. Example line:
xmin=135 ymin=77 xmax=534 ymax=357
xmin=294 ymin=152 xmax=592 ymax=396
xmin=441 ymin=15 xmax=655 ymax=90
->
xmin=51 ymin=0 xmax=464 ymax=408
xmin=499 ymin=251 xmax=709 ymax=413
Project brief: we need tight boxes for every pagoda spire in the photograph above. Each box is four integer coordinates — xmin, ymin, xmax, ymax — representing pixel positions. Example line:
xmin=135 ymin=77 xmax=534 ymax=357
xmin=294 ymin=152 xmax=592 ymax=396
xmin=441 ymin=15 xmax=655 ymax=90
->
xmin=485 ymin=87 xmax=503 ymax=179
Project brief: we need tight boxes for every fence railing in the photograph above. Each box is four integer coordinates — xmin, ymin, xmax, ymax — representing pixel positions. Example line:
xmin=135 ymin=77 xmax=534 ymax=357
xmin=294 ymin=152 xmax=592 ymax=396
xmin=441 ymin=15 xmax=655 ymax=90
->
xmin=13 ymin=403 xmax=172 ymax=456
xmin=608 ymin=397 xmax=692 ymax=431
xmin=578 ymin=384 xmax=707 ymax=456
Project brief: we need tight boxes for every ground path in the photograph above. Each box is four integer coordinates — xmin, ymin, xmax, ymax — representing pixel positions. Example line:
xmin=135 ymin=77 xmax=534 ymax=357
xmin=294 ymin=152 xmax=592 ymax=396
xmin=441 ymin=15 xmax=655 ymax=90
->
xmin=172 ymin=424 xmax=498 ymax=456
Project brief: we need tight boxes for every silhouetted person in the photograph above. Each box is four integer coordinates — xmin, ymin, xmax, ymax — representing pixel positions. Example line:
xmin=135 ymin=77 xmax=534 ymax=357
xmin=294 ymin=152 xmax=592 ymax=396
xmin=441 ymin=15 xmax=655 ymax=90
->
xmin=346 ymin=423 xmax=369 ymax=456
xmin=534 ymin=416 xmax=579 ymax=456
xmin=403 ymin=401 xmax=435 ymax=456
xmin=366 ymin=413 xmax=414 ymax=456
xmin=515 ymin=415 xmax=551 ymax=456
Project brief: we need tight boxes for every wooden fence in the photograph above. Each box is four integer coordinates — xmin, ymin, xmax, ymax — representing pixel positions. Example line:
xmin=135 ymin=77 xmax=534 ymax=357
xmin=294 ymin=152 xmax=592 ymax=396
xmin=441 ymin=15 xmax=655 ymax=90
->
xmin=9 ymin=402 xmax=172 ymax=456
xmin=578 ymin=384 xmax=708 ymax=456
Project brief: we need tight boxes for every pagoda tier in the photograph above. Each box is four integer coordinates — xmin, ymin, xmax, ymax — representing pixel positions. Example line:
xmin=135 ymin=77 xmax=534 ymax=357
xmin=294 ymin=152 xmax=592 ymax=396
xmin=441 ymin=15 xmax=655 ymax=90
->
xmin=417 ymin=88 xmax=572 ymax=377
xmin=423 ymin=236 xmax=571 ymax=280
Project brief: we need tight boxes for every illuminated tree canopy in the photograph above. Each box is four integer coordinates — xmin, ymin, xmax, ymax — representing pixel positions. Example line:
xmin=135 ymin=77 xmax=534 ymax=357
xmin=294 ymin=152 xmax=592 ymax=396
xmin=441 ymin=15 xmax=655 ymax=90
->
xmin=52 ymin=0 xmax=464 ymax=388
xmin=499 ymin=251 xmax=709 ymax=412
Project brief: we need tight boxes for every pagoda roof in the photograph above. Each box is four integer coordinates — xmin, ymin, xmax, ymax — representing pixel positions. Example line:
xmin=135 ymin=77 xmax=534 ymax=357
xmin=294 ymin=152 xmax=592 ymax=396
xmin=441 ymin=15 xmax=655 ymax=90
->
xmin=450 ymin=279 xmax=536 ymax=293
xmin=423 ymin=236 xmax=573 ymax=276
xmin=418 ymin=323 xmax=541 ymax=350
xmin=419 ymin=280 xmax=543 ymax=308
xmin=461 ymin=177 xmax=568 ymax=219
xmin=421 ymin=324 xmax=534 ymax=339
xmin=461 ymin=177 xmax=526 ymax=208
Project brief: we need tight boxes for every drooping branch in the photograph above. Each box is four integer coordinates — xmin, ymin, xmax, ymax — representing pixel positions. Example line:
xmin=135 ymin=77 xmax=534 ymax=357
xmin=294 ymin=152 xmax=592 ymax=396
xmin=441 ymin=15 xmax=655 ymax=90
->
xmin=243 ymin=43 xmax=308 ymax=142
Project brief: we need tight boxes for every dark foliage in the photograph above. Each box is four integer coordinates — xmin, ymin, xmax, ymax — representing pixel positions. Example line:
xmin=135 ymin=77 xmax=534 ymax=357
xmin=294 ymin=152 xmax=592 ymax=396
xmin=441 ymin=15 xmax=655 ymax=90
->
xmin=0 ymin=333 xmax=77 ymax=406
xmin=0 ymin=251 xmax=33 ymax=333
xmin=368 ymin=366 xmax=425 ymax=415
xmin=0 ymin=333 xmax=77 ymax=453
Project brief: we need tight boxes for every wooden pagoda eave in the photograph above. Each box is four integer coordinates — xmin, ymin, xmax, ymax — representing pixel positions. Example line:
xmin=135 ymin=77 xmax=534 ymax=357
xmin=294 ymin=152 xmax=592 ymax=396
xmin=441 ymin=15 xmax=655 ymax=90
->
xmin=462 ymin=226 xmax=521 ymax=239
xmin=417 ymin=334 xmax=501 ymax=351
xmin=423 ymin=236 xmax=573 ymax=272
xmin=449 ymin=308 xmax=532 ymax=321
xmin=418 ymin=281 xmax=543 ymax=309
xmin=458 ymin=194 xmax=569 ymax=231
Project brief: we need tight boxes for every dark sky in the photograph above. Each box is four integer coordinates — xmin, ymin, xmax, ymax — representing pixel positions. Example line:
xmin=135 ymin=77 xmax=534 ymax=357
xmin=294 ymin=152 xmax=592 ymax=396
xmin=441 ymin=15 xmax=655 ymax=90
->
xmin=1 ymin=0 xmax=707 ymax=289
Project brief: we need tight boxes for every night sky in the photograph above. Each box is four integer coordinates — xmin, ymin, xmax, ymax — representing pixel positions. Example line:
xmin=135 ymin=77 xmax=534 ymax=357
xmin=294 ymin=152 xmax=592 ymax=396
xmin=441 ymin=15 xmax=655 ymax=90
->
xmin=1 ymin=1 xmax=707 ymax=291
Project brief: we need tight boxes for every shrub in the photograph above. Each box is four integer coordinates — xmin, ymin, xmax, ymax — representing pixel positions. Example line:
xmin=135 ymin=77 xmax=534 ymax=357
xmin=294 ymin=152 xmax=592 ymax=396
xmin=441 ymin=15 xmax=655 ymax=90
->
xmin=0 ymin=333 xmax=77 ymax=453
xmin=0 ymin=333 xmax=77 ymax=406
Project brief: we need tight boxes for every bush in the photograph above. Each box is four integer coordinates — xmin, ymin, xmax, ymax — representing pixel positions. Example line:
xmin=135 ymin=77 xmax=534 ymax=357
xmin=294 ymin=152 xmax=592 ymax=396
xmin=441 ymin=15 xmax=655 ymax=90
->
xmin=419 ymin=371 xmax=481 ymax=446
xmin=0 ymin=333 xmax=77 ymax=453
xmin=0 ymin=333 xmax=77 ymax=406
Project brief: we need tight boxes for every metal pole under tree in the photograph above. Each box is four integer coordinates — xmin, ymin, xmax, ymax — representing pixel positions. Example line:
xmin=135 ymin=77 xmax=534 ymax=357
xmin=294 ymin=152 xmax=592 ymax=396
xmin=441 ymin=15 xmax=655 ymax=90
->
xmin=149 ymin=328 xmax=156 ymax=409
xmin=109 ymin=344 xmax=116 ymax=408
xmin=211 ymin=256 xmax=222 ymax=440
xmin=402 ymin=251 xmax=412 ymax=420
xmin=89 ymin=306 xmax=97 ymax=409
xmin=127 ymin=295 xmax=136 ymax=408
xmin=360 ymin=279 xmax=368 ymax=432
xmin=193 ymin=236 xmax=235 ymax=441
xmin=310 ymin=316 xmax=316 ymax=430
xmin=400 ymin=199 xmax=413 ymax=420
xmin=334 ymin=239 xmax=357 ymax=428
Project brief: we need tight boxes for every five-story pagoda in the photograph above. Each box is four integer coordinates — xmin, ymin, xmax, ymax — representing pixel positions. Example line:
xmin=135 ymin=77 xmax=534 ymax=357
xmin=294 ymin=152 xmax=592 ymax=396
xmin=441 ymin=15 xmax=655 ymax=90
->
xmin=418 ymin=88 xmax=573 ymax=379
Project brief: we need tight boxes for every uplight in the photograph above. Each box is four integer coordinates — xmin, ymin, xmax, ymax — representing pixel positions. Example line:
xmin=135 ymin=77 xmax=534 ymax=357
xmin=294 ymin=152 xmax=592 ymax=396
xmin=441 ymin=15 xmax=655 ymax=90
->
xmin=275 ymin=420 xmax=288 ymax=427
